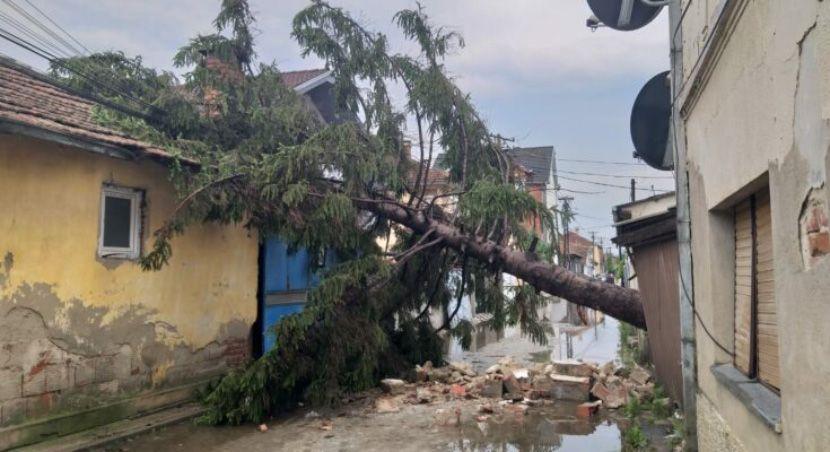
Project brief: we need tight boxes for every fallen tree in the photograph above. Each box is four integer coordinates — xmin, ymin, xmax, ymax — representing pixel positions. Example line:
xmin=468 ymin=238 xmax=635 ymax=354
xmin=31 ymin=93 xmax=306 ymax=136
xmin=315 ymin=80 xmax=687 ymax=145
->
xmin=52 ymin=0 xmax=644 ymax=424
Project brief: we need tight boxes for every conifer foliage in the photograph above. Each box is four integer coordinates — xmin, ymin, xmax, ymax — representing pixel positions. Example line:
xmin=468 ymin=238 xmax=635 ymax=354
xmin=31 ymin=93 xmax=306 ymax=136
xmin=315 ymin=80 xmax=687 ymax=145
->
xmin=50 ymin=0 xmax=645 ymax=424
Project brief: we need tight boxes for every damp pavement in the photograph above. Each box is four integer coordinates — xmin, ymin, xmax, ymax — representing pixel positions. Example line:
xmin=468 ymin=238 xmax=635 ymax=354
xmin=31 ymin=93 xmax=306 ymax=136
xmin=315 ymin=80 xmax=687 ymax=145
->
xmin=96 ymin=302 xmax=672 ymax=452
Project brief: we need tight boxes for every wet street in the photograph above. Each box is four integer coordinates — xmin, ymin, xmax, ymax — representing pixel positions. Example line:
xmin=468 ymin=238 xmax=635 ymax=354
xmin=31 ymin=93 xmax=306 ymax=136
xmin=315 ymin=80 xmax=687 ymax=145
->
xmin=98 ymin=300 xmax=670 ymax=452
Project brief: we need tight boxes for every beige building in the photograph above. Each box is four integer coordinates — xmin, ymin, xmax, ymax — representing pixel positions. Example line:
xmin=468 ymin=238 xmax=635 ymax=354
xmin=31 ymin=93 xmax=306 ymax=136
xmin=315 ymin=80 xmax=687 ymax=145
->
xmin=676 ymin=1 xmax=830 ymax=450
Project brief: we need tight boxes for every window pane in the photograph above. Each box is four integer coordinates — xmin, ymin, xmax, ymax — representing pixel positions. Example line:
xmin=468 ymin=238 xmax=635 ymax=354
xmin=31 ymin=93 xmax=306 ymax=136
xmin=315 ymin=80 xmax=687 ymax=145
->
xmin=103 ymin=196 xmax=132 ymax=248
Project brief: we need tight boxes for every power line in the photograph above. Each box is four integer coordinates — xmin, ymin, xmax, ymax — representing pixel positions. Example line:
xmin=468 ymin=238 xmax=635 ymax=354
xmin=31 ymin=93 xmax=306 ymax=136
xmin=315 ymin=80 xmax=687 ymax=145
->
xmin=21 ymin=0 xmax=90 ymax=54
xmin=556 ymin=169 xmax=673 ymax=180
xmin=0 ymin=27 xmax=161 ymax=115
xmin=2 ymin=0 xmax=81 ymax=56
xmin=556 ymin=174 xmax=671 ymax=193
xmin=557 ymin=158 xmax=647 ymax=166
xmin=0 ymin=11 xmax=72 ymax=58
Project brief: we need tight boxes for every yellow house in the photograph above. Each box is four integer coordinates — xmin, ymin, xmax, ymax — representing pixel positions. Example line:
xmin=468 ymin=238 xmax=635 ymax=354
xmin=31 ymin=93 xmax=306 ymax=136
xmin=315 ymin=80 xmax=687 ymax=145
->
xmin=0 ymin=58 xmax=258 ymax=448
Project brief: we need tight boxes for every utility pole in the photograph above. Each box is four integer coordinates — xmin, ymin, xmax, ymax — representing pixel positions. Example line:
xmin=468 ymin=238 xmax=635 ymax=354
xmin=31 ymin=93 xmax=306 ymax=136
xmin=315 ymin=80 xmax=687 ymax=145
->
xmin=630 ymin=178 xmax=636 ymax=202
xmin=560 ymin=196 xmax=573 ymax=272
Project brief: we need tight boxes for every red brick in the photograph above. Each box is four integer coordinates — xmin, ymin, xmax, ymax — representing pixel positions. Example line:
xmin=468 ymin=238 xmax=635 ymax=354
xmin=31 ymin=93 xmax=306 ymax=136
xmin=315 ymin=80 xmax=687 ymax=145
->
xmin=809 ymin=231 xmax=830 ymax=257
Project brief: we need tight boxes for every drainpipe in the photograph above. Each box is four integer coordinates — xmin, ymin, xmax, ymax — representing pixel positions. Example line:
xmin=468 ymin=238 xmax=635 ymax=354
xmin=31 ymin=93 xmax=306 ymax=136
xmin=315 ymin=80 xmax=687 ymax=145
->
xmin=668 ymin=1 xmax=698 ymax=449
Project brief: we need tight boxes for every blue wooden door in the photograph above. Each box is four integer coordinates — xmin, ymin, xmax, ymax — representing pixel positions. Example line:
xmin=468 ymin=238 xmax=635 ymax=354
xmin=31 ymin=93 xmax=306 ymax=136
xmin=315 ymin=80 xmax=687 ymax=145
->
xmin=260 ymin=237 xmax=333 ymax=353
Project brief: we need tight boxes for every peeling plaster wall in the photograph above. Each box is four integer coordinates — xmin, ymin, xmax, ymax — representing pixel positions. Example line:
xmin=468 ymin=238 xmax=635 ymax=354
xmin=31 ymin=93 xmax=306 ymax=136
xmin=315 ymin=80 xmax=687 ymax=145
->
xmin=680 ymin=1 xmax=830 ymax=450
xmin=0 ymin=135 xmax=258 ymax=426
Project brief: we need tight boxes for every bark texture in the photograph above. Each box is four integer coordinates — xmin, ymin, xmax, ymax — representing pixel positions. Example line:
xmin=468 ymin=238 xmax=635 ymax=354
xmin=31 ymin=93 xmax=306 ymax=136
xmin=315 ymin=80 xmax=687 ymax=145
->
xmin=359 ymin=199 xmax=647 ymax=329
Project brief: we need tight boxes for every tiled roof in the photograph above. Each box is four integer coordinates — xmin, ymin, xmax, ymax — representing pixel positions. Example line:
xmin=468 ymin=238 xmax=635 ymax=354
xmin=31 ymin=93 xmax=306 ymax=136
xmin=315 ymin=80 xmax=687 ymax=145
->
xmin=280 ymin=69 xmax=329 ymax=88
xmin=0 ymin=57 xmax=180 ymax=164
xmin=406 ymin=160 xmax=451 ymax=192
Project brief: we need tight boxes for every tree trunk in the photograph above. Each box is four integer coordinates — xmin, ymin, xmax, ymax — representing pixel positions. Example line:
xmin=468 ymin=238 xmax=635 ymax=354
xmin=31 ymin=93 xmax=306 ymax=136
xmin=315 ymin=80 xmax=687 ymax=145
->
xmin=359 ymin=199 xmax=647 ymax=329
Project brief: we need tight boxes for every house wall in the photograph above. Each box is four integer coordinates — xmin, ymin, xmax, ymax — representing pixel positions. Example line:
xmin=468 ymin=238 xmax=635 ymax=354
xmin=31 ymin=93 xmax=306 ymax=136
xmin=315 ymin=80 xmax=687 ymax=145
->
xmin=0 ymin=135 xmax=258 ymax=427
xmin=680 ymin=1 xmax=830 ymax=450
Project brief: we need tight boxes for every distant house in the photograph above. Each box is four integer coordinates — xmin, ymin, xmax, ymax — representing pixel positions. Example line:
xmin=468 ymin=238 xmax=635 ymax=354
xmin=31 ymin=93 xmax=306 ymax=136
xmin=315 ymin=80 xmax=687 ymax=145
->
xmin=612 ymin=192 xmax=682 ymax=404
xmin=0 ymin=57 xmax=258 ymax=448
xmin=507 ymin=146 xmax=559 ymax=243
xmin=559 ymin=230 xmax=604 ymax=278
xmin=280 ymin=68 xmax=344 ymax=124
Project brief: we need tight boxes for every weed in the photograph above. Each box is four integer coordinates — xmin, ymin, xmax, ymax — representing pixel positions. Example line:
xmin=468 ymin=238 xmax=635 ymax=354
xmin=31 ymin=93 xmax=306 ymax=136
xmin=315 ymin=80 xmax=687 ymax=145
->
xmin=623 ymin=423 xmax=649 ymax=450
xmin=622 ymin=394 xmax=643 ymax=418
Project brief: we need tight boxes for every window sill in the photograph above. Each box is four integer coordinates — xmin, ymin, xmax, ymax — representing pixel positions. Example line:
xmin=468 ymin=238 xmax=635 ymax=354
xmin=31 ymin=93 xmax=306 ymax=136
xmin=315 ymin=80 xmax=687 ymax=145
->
xmin=711 ymin=364 xmax=782 ymax=433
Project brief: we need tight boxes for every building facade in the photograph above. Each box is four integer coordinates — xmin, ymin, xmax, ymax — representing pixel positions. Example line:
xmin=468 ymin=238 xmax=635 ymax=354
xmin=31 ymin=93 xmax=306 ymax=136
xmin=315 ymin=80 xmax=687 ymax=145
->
xmin=677 ymin=1 xmax=830 ymax=450
xmin=0 ymin=59 xmax=259 ymax=448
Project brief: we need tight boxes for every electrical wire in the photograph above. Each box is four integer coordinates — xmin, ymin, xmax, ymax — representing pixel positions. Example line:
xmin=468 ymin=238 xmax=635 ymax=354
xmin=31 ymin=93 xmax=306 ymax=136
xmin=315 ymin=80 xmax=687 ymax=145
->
xmin=556 ymin=169 xmax=674 ymax=180
xmin=0 ymin=27 xmax=162 ymax=115
xmin=556 ymin=174 xmax=671 ymax=193
xmin=557 ymin=158 xmax=647 ymax=166
xmin=3 ymin=0 xmax=81 ymax=56
xmin=21 ymin=0 xmax=90 ymax=54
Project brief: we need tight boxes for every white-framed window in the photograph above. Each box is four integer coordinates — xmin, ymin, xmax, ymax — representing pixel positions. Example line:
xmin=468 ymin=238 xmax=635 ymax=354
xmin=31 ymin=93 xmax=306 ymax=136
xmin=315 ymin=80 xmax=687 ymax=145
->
xmin=98 ymin=185 xmax=143 ymax=259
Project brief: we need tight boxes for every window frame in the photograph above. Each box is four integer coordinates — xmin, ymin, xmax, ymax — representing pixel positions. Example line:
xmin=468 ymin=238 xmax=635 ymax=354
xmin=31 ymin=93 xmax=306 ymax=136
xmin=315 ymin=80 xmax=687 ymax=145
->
xmin=98 ymin=185 xmax=143 ymax=260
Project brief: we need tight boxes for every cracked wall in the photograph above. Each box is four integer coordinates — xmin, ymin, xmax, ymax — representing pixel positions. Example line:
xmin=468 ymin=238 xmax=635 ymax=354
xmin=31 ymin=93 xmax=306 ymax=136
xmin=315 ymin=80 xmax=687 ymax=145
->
xmin=681 ymin=1 xmax=830 ymax=451
xmin=0 ymin=135 xmax=259 ymax=426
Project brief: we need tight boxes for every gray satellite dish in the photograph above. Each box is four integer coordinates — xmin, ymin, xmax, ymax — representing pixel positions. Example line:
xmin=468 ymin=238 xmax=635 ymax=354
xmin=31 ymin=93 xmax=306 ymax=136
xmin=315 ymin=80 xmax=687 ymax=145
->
xmin=586 ymin=0 xmax=663 ymax=31
xmin=630 ymin=71 xmax=673 ymax=171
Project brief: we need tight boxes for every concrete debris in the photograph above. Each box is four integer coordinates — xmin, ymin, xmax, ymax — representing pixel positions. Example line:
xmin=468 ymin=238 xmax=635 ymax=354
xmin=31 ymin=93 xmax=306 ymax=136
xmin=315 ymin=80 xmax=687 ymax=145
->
xmin=511 ymin=368 xmax=530 ymax=381
xmin=502 ymin=374 xmax=522 ymax=396
xmin=590 ymin=381 xmax=628 ymax=409
xmin=600 ymin=361 xmax=616 ymax=376
xmin=449 ymin=384 xmax=466 ymax=397
xmin=415 ymin=361 xmax=433 ymax=382
xmin=375 ymin=397 xmax=400 ymax=413
xmin=530 ymin=374 xmax=555 ymax=394
xmin=449 ymin=361 xmax=476 ymax=377
xmin=397 ymin=357 xmax=659 ymax=415
xmin=629 ymin=365 xmax=651 ymax=386
xmin=478 ymin=378 xmax=504 ymax=399
xmin=415 ymin=387 xmax=433 ymax=404
xmin=576 ymin=400 xmax=602 ymax=418
xmin=485 ymin=364 xmax=501 ymax=374
xmin=380 ymin=378 xmax=407 ymax=394
xmin=552 ymin=359 xmax=596 ymax=378
xmin=304 ymin=410 xmax=320 ymax=419
xmin=549 ymin=374 xmax=591 ymax=402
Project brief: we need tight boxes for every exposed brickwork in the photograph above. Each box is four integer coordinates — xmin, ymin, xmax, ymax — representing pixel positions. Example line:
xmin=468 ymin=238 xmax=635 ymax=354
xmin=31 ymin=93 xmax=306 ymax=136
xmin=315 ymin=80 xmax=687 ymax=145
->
xmin=222 ymin=338 xmax=250 ymax=368
xmin=799 ymin=187 xmax=830 ymax=268
xmin=0 ymin=303 xmax=248 ymax=427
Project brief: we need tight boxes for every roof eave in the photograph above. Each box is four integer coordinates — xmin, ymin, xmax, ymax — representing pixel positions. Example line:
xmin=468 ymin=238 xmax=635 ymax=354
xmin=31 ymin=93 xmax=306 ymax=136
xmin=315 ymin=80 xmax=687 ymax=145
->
xmin=293 ymin=71 xmax=334 ymax=94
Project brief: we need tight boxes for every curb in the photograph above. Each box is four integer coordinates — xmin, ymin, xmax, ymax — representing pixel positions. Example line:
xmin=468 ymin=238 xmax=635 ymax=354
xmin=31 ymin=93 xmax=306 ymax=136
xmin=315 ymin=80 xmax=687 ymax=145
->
xmin=22 ymin=403 xmax=205 ymax=452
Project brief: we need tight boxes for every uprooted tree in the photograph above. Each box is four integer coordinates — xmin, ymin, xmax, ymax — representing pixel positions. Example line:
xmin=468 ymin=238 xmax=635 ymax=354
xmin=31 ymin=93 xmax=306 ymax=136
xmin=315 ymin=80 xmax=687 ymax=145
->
xmin=52 ymin=0 xmax=645 ymax=424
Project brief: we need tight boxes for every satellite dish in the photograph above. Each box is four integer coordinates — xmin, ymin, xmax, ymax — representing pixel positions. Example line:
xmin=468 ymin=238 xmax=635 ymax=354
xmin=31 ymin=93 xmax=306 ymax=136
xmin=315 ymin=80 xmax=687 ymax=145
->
xmin=630 ymin=71 xmax=673 ymax=171
xmin=586 ymin=0 xmax=663 ymax=31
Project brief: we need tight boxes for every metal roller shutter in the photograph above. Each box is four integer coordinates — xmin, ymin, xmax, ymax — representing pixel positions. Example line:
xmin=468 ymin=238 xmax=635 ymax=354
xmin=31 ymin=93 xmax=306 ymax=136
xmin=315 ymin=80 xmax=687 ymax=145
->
xmin=754 ymin=192 xmax=780 ymax=390
xmin=734 ymin=199 xmax=753 ymax=375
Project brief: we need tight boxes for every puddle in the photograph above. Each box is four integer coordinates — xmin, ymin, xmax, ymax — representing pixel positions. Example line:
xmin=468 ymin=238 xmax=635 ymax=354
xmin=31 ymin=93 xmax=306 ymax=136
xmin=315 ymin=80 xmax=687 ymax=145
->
xmin=448 ymin=298 xmax=621 ymax=373
xmin=444 ymin=402 xmax=629 ymax=452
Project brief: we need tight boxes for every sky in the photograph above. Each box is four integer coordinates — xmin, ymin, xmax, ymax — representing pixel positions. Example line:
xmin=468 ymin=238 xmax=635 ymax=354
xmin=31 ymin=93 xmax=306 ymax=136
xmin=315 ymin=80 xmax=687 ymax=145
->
xmin=0 ymin=0 xmax=676 ymax=247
